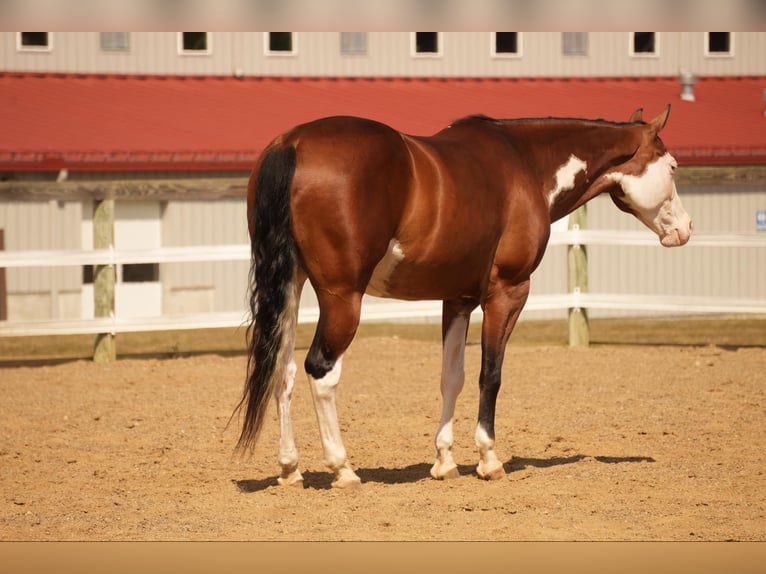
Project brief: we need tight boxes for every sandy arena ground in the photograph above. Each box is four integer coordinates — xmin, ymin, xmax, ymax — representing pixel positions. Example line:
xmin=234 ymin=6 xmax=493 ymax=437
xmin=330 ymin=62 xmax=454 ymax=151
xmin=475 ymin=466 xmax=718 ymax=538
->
xmin=1 ymin=337 xmax=764 ymax=541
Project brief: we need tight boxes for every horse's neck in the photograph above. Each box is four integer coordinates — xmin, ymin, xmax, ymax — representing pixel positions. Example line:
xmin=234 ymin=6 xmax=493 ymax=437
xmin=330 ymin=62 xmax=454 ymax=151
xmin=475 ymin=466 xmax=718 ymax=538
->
xmin=539 ymin=123 xmax=641 ymax=222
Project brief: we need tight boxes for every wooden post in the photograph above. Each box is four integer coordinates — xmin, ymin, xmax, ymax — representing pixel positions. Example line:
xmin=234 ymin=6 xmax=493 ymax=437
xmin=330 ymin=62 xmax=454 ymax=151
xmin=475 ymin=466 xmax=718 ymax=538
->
xmin=567 ymin=205 xmax=590 ymax=347
xmin=0 ymin=229 xmax=7 ymax=321
xmin=93 ymin=199 xmax=116 ymax=362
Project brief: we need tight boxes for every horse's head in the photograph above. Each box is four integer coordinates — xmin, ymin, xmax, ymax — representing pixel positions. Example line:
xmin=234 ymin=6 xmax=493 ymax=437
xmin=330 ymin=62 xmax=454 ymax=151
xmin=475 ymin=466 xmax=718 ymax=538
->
xmin=606 ymin=106 xmax=693 ymax=247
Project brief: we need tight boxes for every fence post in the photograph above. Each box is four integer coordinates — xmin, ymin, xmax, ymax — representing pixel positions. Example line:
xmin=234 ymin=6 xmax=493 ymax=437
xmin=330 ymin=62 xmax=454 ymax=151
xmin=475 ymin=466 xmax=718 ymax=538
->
xmin=567 ymin=205 xmax=589 ymax=347
xmin=0 ymin=229 xmax=7 ymax=321
xmin=92 ymin=199 xmax=116 ymax=362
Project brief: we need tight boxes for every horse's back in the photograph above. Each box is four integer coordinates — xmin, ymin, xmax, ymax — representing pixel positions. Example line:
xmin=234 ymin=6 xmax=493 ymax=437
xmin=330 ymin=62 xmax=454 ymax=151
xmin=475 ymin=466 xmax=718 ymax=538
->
xmin=287 ymin=115 xmax=407 ymax=155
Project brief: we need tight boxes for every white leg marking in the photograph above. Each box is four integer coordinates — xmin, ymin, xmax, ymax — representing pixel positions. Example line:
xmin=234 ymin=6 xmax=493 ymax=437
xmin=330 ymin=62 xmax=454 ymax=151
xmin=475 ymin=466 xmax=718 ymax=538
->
xmin=275 ymin=282 xmax=303 ymax=486
xmin=275 ymin=359 xmax=303 ymax=486
xmin=307 ymin=356 xmax=361 ymax=488
xmin=430 ymin=313 xmax=469 ymax=480
xmin=366 ymin=238 xmax=405 ymax=297
xmin=475 ymin=424 xmax=505 ymax=480
xmin=548 ymin=154 xmax=587 ymax=207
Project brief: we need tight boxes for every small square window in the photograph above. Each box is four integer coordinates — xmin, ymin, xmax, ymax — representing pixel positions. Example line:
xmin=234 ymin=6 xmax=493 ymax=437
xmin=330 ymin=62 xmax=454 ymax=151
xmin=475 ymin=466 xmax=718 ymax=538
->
xmin=180 ymin=32 xmax=210 ymax=54
xmin=563 ymin=32 xmax=588 ymax=56
xmin=340 ymin=32 xmax=367 ymax=55
xmin=267 ymin=32 xmax=294 ymax=54
xmin=18 ymin=32 xmax=51 ymax=51
xmin=707 ymin=32 xmax=732 ymax=55
xmin=494 ymin=32 xmax=519 ymax=55
xmin=122 ymin=263 xmax=159 ymax=283
xmin=84 ymin=264 xmax=160 ymax=284
xmin=414 ymin=32 xmax=440 ymax=55
xmin=83 ymin=265 xmax=94 ymax=285
xmin=632 ymin=32 xmax=657 ymax=55
xmin=100 ymin=32 xmax=130 ymax=52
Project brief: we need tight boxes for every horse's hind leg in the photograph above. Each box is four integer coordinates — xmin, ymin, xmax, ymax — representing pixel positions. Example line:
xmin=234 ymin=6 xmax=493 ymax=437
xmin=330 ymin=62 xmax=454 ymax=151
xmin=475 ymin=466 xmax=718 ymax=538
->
xmin=431 ymin=299 xmax=476 ymax=480
xmin=305 ymin=288 xmax=363 ymax=488
xmin=275 ymin=274 xmax=306 ymax=487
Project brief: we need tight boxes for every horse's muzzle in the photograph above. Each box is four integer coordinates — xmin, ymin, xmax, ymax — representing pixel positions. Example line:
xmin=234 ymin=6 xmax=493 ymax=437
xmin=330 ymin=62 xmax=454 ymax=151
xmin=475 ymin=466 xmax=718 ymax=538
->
xmin=660 ymin=218 xmax=693 ymax=247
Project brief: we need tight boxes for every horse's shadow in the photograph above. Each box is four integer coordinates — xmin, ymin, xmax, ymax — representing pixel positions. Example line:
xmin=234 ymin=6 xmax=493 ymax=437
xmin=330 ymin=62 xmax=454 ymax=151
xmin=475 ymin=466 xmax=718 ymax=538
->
xmin=234 ymin=454 xmax=655 ymax=493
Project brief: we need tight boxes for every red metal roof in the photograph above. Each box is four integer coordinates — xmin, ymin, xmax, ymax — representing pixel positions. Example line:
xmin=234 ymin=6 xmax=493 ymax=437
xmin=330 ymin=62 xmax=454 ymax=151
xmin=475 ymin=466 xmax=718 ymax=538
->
xmin=2 ymin=73 xmax=765 ymax=171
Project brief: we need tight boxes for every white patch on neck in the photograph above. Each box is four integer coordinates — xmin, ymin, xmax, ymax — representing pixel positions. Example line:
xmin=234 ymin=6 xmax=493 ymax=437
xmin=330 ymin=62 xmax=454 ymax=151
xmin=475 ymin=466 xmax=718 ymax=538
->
xmin=548 ymin=154 xmax=587 ymax=207
xmin=366 ymin=238 xmax=405 ymax=297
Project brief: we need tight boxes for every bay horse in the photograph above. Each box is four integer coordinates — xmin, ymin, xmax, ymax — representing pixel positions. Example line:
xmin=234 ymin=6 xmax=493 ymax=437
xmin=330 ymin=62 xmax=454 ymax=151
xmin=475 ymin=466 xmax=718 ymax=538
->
xmin=235 ymin=106 xmax=692 ymax=488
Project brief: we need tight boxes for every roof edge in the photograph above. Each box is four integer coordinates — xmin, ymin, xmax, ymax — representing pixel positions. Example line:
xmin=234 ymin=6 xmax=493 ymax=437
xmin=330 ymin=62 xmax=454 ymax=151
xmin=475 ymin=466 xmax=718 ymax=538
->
xmin=3 ymin=71 xmax=766 ymax=83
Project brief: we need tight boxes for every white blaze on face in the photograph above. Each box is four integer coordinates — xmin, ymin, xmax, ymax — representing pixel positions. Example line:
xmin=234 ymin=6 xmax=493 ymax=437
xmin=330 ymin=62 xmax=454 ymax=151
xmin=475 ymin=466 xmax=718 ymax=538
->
xmin=608 ymin=152 xmax=692 ymax=247
xmin=367 ymin=238 xmax=405 ymax=297
xmin=549 ymin=154 xmax=588 ymax=207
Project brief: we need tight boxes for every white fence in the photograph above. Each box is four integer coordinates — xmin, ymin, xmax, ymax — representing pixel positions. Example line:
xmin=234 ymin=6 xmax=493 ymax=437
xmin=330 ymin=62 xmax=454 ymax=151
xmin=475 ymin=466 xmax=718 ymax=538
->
xmin=1 ymin=229 xmax=764 ymax=338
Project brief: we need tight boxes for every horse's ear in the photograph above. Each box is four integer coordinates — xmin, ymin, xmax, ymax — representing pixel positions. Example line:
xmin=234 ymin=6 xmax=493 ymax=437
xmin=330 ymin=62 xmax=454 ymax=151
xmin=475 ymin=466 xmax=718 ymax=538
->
xmin=649 ymin=104 xmax=671 ymax=133
xmin=628 ymin=108 xmax=643 ymax=122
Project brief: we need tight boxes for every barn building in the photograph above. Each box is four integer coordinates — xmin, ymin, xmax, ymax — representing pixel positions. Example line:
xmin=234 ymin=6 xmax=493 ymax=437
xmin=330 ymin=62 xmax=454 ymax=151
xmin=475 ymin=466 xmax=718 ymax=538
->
xmin=1 ymin=32 xmax=765 ymax=326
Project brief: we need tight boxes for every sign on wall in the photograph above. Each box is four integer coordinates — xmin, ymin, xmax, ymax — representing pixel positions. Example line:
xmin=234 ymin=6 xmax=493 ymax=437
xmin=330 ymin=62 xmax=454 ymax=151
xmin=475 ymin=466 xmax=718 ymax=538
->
xmin=757 ymin=209 xmax=766 ymax=232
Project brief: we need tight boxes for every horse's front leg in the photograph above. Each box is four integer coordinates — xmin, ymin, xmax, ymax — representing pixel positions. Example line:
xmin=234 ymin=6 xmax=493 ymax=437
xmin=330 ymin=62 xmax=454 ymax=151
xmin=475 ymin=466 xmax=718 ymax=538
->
xmin=431 ymin=299 xmax=477 ymax=480
xmin=476 ymin=279 xmax=530 ymax=480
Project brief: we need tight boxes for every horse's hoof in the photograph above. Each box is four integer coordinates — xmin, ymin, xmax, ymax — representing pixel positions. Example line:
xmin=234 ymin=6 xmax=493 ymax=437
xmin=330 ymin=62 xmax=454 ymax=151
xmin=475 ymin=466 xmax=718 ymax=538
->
xmin=331 ymin=467 xmax=362 ymax=489
xmin=440 ymin=466 xmax=461 ymax=480
xmin=476 ymin=463 xmax=506 ymax=481
xmin=430 ymin=461 xmax=460 ymax=480
xmin=277 ymin=470 xmax=305 ymax=487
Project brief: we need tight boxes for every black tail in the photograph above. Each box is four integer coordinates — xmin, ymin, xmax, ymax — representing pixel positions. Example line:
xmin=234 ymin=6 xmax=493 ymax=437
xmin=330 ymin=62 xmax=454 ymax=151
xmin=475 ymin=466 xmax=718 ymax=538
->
xmin=234 ymin=143 xmax=298 ymax=453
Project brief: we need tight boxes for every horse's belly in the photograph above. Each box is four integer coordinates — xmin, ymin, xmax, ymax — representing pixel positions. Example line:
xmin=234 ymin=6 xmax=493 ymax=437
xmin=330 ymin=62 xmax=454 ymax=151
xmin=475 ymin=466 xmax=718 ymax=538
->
xmin=365 ymin=237 xmax=485 ymax=300
xmin=366 ymin=238 xmax=405 ymax=297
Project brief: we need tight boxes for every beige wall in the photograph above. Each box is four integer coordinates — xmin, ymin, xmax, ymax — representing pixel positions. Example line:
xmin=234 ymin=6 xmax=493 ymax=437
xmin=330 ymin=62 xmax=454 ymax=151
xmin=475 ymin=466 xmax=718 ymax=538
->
xmin=2 ymin=32 xmax=764 ymax=78
xmin=1 ymin=184 xmax=764 ymax=321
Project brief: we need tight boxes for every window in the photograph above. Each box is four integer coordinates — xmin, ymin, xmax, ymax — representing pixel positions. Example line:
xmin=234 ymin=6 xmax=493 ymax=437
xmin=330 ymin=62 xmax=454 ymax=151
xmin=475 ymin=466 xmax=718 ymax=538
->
xmin=18 ymin=32 xmax=51 ymax=51
xmin=83 ymin=264 xmax=159 ymax=284
xmin=100 ymin=32 xmax=130 ymax=52
xmin=706 ymin=32 xmax=733 ymax=56
xmin=493 ymin=32 xmax=520 ymax=56
xmin=631 ymin=32 xmax=658 ymax=56
xmin=179 ymin=32 xmax=211 ymax=54
xmin=413 ymin=32 xmax=441 ymax=56
xmin=563 ymin=32 xmax=588 ymax=55
xmin=340 ymin=32 xmax=367 ymax=55
xmin=266 ymin=32 xmax=295 ymax=55
xmin=122 ymin=264 xmax=159 ymax=283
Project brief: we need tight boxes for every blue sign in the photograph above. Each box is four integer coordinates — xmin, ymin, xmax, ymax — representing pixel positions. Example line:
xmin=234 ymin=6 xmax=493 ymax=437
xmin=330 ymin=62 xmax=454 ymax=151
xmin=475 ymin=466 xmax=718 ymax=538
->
xmin=758 ymin=210 xmax=766 ymax=232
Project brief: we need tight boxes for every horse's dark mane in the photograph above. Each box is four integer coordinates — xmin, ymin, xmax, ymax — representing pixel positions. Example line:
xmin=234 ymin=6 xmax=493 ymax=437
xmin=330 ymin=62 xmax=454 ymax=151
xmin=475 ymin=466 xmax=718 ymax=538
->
xmin=456 ymin=114 xmax=640 ymax=127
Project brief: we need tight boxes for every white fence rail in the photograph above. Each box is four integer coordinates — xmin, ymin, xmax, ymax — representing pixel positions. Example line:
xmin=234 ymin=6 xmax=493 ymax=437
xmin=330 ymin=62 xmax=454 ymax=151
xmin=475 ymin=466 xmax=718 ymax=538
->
xmin=1 ymin=230 xmax=765 ymax=338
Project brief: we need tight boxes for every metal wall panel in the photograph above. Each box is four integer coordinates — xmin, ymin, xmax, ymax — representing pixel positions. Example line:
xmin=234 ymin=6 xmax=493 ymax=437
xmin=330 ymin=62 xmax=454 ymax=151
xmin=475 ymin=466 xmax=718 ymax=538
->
xmin=679 ymin=32 xmax=766 ymax=77
xmin=160 ymin=199 xmax=249 ymax=314
xmin=585 ymin=186 xmax=766 ymax=317
xmin=0 ymin=200 xmax=82 ymax=319
xmin=2 ymin=32 xmax=765 ymax=78
xmin=2 ymin=184 xmax=763 ymax=322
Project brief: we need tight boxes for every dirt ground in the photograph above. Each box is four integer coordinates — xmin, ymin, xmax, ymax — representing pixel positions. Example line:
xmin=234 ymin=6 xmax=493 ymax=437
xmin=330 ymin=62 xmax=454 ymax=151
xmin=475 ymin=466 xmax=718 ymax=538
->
xmin=1 ymin=336 xmax=764 ymax=541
